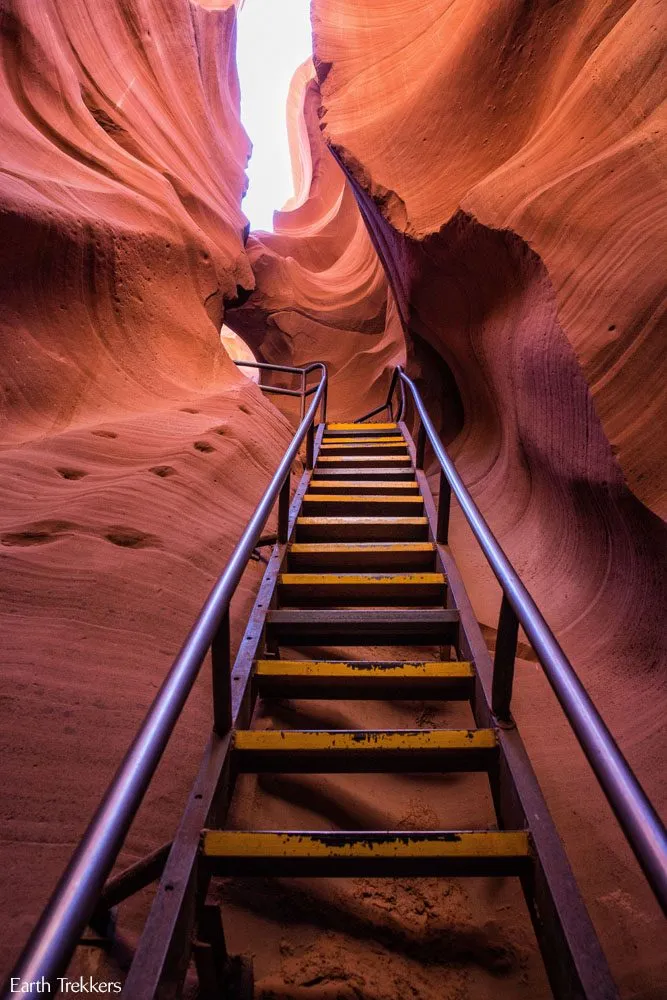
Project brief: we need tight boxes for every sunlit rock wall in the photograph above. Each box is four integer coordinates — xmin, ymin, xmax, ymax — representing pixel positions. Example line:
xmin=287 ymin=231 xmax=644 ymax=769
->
xmin=312 ymin=0 xmax=667 ymax=991
xmin=0 ymin=0 xmax=253 ymax=444
xmin=0 ymin=0 xmax=298 ymax=979
xmin=227 ymin=59 xmax=405 ymax=419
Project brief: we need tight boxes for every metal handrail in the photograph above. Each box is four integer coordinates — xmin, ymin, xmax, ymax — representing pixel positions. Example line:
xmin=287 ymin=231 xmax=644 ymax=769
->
xmin=359 ymin=365 xmax=667 ymax=915
xmin=235 ymin=360 xmax=328 ymax=423
xmin=3 ymin=363 xmax=328 ymax=997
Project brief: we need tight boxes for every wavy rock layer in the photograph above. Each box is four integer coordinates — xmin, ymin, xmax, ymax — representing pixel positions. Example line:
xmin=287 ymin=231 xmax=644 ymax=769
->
xmin=310 ymin=0 xmax=666 ymax=993
xmin=0 ymin=0 xmax=298 ymax=979
xmin=227 ymin=60 xmax=405 ymax=419
xmin=314 ymin=0 xmax=666 ymax=518
xmin=0 ymin=0 xmax=252 ymax=445
xmin=0 ymin=379 xmax=296 ymax=977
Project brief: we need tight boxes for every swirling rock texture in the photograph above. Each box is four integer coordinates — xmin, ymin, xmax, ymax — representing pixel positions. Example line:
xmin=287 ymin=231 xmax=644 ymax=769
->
xmin=0 ymin=0 xmax=253 ymax=444
xmin=308 ymin=0 xmax=667 ymax=994
xmin=226 ymin=59 xmax=406 ymax=419
xmin=0 ymin=0 xmax=298 ymax=979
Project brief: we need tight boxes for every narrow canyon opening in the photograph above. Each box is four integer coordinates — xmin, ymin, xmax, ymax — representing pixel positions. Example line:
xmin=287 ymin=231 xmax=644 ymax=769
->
xmin=236 ymin=0 xmax=313 ymax=231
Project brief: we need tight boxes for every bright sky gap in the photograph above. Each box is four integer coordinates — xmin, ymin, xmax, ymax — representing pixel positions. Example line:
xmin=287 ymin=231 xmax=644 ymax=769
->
xmin=236 ymin=0 xmax=313 ymax=232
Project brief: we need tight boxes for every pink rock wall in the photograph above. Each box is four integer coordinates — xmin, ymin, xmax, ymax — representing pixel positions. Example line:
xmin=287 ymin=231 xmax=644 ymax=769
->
xmin=0 ymin=0 xmax=253 ymax=444
xmin=227 ymin=60 xmax=405 ymax=419
xmin=309 ymin=0 xmax=667 ymax=990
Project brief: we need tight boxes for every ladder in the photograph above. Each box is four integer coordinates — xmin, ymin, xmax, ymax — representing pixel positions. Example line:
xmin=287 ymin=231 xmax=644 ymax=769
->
xmin=179 ymin=420 xmax=617 ymax=1000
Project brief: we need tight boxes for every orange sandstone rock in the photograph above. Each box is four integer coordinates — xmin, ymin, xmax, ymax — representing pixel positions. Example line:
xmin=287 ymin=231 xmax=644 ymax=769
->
xmin=0 ymin=0 xmax=253 ymax=444
xmin=227 ymin=60 xmax=405 ymax=419
xmin=311 ymin=0 xmax=667 ymax=991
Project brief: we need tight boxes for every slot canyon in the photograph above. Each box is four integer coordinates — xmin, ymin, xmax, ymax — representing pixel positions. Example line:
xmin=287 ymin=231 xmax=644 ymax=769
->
xmin=0 ymin=1 xmax=665 ymax=998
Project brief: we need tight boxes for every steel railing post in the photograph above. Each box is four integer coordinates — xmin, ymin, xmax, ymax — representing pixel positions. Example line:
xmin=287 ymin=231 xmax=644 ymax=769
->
xmin=491 ymin=594 xmax=519 ymax=725
xmin=436 ymin=468 xmax=451 ymax=544
xmin=299 ymin=370 xmax=306 ymax=423
xmin=321 ymin=379 xmax=328 ymax=425
xmin=211 ymin=610 xmax=232 ymax=734
xmin=416 ymin=422 xmax=427 ymax=470
xmin=306 ymin=423 xmax=315 ymax=470
xmin=277 ymin=476 xmax=291 ymax=543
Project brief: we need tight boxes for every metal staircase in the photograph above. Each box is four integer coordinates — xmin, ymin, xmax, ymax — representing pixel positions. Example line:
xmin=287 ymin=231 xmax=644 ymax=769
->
xmin=205 ymin=420 xmax=516 ymax=875
xmin=189 ymin=417 xmax=608 ymax=1000
xmin=5 ymin=362 xmax=666 ymax=1000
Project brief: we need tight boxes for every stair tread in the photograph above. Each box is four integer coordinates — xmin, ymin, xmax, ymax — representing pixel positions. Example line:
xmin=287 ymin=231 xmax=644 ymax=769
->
xmin=312 ymin=467 xmax=413 ymax=473
xmin=320 ymin=441 xmax=406 ymax=448
xmin=289 ymin=542 xmax=435 ymax=552
xmin=253 ymin=659 xmax=474 ymax=699
xmin=287 ymin=541 xmax=438 ymax=572
xmin=326 ymin=423 xmax=397 ymax=430
xmin=317 ymin=455 xmax=411 ymax=463
xmin=268 ymin=608 xmax=458 ymax=622
xmin=303 ymin=494 xmax=422 ymax=503
xmin=234 ymin=729 xmax=495 ymax=750
xmin=296 ymin=517 xmax=428 ymax=525
xmin=201 ymin=830 xmax=530 ymax=874
xmin=279 ymin=572 xmax=444 ymax=584
xmin=254 ymin=659 xmax=473 ymax=677
xmin=309 ymin=480 xmax=418 ymax=489
xmin=320 ymin=437 xmax=404 ymax=444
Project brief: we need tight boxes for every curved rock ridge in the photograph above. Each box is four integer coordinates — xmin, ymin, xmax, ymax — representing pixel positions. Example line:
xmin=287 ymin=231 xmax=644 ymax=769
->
xmin=0 ymin=377 xmax=296 ymax=979
xmin=0 ymin=0 xmax=253 ymax=445
xmin=227 ymin=59 xmax=406 ymax=419
xmin=314 ymin=0 xmax=666 ymax=519
xmin=311 ymin=1 xmax=667 ymax=992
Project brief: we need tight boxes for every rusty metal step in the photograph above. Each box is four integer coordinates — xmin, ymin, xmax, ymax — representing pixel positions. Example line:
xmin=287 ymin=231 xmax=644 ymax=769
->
xmin=301 ymin=494 xmax=424 ymax=517
xmin=319 ymin=441 xmax=408 ymax=456
xmin=277 ymin=571 xmax=445 ymax=607
xmin=320 ymin=436 xmax=404 ymax=445
xmin=295 ymin=516 xmax=429 ymax=542
xmin=253 ymin=659 xmax=475 ymax=700
xmin=310 ymin=466 xmax=414 ymax=481
xmin=265 ymin=607 xmax=459 ymax=646
xmin=201 ymin=830 xmax=531 ymax=877
xmin=232 ymin=728 xmax=496 ymax=772
xmin=308 ymin=479 xmax=419 ymax=495
xmin=324 ymin=422 xmax=398 ymax=435
xmin=317 ymin=454 xmax=411 ymax=468
xmin=287 ymin=542 xmax=436 ymax=572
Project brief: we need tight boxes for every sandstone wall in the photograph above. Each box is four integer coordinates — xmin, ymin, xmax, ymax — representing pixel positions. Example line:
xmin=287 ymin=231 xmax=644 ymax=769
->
xmin=0 ymin=0 xmax=253 ymax=444
xmin=227 ymin=59 xmax=405 ymax=419
xmin=309 ymin=1 xmax=667 ymax=990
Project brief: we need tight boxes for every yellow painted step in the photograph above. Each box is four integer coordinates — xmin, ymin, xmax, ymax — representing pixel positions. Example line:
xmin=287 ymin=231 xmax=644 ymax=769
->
xmin=312 ymin=467 xmax=414 ymax=481
xmin=233 ymin=728 xmax=495 ymax=772
xmin=287 ymin=541 xmax=436 ymax=571
xmin=279 ymin=572 xmax=444 ymax=584
xmin=255 ymin=660 xmax=473 ymax=679
xmin=319 ymin=442 xmax=407 ymax=450
xmin=318 ymin=455 xmax=410 ymax=464
xmin=278 ymin=571 xmax=445 ymax=607
xmin=253 ymin=659 xmax=474 ymax=700
xmin=326 ymin=423 xmax=397 ymax=431
xmin=295 ymin=516 xmax=429 ymax=542
xmin=309 ymin=480 xmax=419 ymax=492
xmin=320 ymin=437 xmax=404 ymax=444
xmin=234 ymin=728 xmax=494 ymax=751
xmin=302 ymin=494 xmax=423 ymax=517
xmin=201 ymin=831 xmax=531 ymax=876
xmin=303 ymin=494 xmax=422 ymax=504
